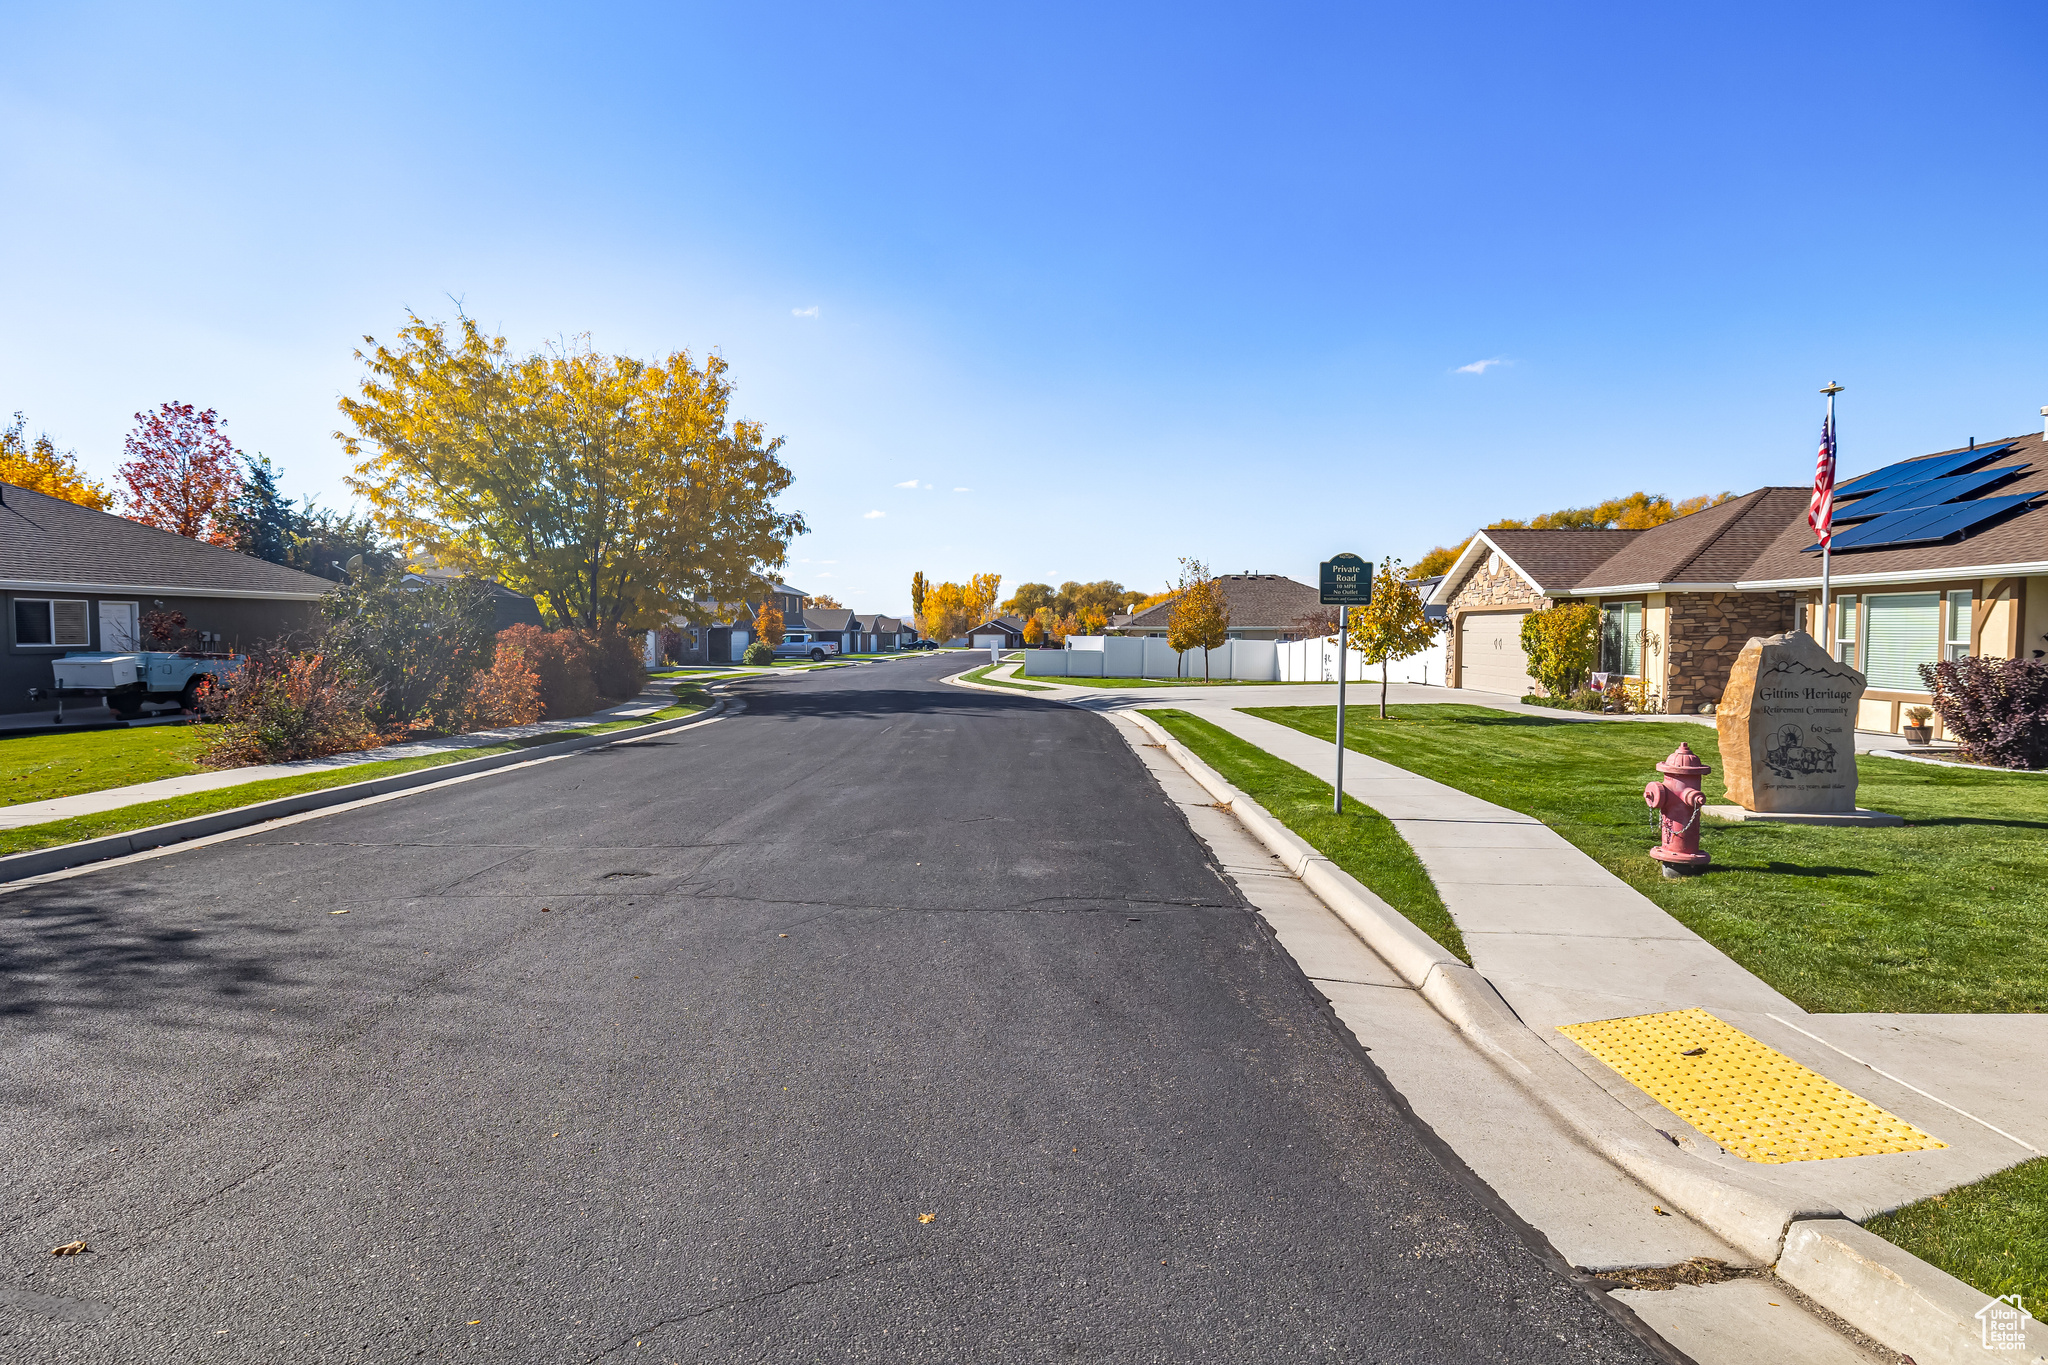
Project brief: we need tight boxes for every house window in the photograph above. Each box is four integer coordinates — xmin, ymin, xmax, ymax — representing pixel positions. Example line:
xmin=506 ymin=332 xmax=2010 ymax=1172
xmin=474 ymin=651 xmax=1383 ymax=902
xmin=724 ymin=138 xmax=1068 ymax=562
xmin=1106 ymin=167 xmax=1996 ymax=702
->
xmin=1600 ymin=600 xmax=1644 ymax=676
xmin=1834 ymin=595 xmax=1858 ymax=669
xmin=14 ymin=598 xmax=91 ymax=647
xmin=1946 ymin=590 xmax=1973 ymax=662
xmin=1863 ymin=592 xmax=1941 ymax=691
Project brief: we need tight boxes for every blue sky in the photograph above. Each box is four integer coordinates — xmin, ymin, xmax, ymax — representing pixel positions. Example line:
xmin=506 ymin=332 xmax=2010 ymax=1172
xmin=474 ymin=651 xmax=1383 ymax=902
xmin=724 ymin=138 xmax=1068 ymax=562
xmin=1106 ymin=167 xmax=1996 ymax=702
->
xmin=4 ymin=2 xmax=2045 ymax=615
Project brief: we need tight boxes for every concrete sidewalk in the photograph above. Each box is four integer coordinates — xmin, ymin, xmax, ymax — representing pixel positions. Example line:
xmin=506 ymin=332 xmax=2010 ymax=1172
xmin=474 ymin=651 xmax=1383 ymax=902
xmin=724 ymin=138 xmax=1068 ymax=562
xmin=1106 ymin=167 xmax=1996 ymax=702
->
xmin=0 ymin=690 xmax=678 ymax=833
xmin=1026 ymin=672 xmax=2043 ymax=1226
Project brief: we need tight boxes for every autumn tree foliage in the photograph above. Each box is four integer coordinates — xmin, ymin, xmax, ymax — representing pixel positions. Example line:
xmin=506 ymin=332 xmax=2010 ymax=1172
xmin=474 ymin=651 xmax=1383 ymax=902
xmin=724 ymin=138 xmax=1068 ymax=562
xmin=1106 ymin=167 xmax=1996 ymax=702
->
xmin=1002 ymin=580 xmax=1140 ymax=623
xmin=1167 ymin=558 xmax=1230 ymax=680
xmin=119 ymin=402 xmax=242 ymax=543
xmin=1345 ymin=558 xmax=1444 ymax=718
xmin=752 ymin=600 xmax=786 ymax=646
xmin=802 ymin=593 xmax=844 ymax=609
xmin=910 ymin=573 xmax=1001 ymax=642
xmin=0 ymin=413 xmax=114 ymax=510
xmin=340 ymin=313 xmax=804 ymax=633
xmin=1412 ymin=490 xmax=1737 ymax=579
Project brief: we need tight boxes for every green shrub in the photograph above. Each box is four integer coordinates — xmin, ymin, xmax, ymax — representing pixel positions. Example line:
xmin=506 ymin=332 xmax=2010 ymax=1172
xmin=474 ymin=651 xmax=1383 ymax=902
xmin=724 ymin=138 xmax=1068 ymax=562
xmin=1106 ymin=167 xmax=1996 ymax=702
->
xmin=743 ymin=641 xmax=775 ymax=666
xmin=319 ymin=573 xmax=498 ymax=727
xmin=1520 ymin=602 xmax=1600 ymax=698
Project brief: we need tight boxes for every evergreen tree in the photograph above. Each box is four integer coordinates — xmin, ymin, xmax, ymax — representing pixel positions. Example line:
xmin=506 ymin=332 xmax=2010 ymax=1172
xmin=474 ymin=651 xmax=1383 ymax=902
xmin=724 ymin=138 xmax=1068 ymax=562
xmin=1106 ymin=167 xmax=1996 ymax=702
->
xmin=223 ymin=454 xmax=300 ymax=564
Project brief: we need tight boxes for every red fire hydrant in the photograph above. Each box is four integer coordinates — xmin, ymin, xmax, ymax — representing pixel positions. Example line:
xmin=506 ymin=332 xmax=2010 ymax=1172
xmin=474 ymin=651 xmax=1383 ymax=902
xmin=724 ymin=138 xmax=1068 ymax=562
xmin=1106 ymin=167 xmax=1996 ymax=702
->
xmin=1645 ymin=742 xmax=1711 ymax=878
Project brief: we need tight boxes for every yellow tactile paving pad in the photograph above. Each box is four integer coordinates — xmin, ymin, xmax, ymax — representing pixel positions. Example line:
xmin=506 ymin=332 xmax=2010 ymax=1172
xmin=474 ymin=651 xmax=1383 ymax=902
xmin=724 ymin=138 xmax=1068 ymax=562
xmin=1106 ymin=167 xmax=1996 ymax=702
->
xmin=1557 ymin=1008 xmax=1946 ymax=1164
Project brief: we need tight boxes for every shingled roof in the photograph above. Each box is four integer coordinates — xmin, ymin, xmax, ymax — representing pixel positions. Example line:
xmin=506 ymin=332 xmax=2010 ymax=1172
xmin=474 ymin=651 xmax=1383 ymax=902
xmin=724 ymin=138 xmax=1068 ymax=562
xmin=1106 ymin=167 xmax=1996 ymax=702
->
xmin=0 ymin=482 xmax=332 ymax=598
xmin=1739 ymin=432 xmax=2048 ymax=586
xmin=1117 ymin=574 xmax=1320 ymax=631
xmin=1573 ymin=489 xmax=1812 ymax=590
xmin=800 ymin=606 xmax=856 ymax=632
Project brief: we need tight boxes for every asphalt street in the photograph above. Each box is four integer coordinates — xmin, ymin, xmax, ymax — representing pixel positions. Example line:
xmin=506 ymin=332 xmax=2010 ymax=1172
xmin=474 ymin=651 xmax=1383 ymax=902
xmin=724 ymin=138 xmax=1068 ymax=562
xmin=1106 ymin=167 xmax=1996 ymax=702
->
xmin=0 ymin=654 xmax=1670 ymax=1363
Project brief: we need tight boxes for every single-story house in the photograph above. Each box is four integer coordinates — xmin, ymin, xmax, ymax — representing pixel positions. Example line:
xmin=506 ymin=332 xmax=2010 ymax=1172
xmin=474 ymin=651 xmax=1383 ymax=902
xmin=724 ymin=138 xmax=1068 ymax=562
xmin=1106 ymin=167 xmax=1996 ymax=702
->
xmin=1110 ymin=574 xmax=1324 ymax=641
xmin=1427 ymin=423 xmax=2048 ymax=734
xmin=962 ymin=615 xmax=1027 ymax=650
xmin=854 ymin=613 xmax=906 ymax=652
xmin=0 ymin=481 xmax=333 ymax=715
xmin=795 ymin=605 xmax=858 ymax=654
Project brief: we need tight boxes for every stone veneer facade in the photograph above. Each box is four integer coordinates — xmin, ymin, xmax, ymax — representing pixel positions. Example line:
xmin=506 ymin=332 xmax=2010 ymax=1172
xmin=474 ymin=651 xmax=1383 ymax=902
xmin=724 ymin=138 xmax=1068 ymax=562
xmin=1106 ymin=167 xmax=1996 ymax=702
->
xmin=1447 ymin=556 xmax=1546 ymax=614
xmin=1661 ymin=590 xmax=1798 ymax=714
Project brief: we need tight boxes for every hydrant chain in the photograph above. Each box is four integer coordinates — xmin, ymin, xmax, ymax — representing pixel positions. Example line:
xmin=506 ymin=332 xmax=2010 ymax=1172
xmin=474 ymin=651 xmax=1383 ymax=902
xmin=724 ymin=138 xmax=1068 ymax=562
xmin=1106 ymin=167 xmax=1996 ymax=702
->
xmin=1645 ymin=741 xmax=1712 ymax=877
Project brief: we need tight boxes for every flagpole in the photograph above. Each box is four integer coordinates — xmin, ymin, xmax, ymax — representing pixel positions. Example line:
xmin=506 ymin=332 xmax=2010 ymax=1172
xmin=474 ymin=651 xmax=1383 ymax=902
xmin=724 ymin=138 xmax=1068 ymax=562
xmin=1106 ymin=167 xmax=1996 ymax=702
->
xmin=1820 ymin=381 xmax=1843 ymax=638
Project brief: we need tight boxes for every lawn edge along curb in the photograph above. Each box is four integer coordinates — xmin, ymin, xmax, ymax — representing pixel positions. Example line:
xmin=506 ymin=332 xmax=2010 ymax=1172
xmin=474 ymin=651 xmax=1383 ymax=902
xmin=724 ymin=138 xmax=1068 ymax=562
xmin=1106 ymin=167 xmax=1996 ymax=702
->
xmin=0 ymin=697 xmax=732 ymax=885
xmin=1120 ymin=707 xmax=2040 ymax=1365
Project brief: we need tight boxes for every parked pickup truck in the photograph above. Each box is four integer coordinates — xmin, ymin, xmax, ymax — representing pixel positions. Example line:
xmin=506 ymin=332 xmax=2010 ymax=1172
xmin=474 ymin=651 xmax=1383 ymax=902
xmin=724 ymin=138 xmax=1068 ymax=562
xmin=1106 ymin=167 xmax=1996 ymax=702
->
xmin=771 ymin=639 xmax=840 ymax=663
xmin=45 ymin=651 xmax=243 ymax=719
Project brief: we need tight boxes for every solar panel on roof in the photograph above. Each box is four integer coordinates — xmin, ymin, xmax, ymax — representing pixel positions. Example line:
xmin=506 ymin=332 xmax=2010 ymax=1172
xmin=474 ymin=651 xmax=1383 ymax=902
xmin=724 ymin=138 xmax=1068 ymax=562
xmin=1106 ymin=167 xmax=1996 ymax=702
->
xmin=1806 ymin=492 xmax=2036 ymax=552
xmin=1832 ymin=464 xmax=2028 ymax=521
xmin=1833 ymin=442 xmax=2017 ymax=500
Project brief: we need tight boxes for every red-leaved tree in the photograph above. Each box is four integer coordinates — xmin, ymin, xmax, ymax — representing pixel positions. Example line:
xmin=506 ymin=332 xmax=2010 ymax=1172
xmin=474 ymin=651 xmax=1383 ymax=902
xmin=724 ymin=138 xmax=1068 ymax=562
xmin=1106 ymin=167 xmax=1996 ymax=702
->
xmin=119 ymin=402 xmax=242 ymax=544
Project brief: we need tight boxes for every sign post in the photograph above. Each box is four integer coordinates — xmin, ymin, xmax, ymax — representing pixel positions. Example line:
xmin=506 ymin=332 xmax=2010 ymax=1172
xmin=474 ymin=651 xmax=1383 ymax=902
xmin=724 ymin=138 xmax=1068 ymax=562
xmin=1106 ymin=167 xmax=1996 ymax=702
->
xmin=1320 ymin=553 xmax=1371 ymax=814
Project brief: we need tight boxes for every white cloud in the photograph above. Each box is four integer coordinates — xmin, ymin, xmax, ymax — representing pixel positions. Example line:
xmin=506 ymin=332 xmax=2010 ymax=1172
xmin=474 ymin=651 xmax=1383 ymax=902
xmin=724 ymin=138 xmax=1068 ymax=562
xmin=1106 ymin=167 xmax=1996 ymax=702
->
xmin=894 ymin=478 xmax=920 ymax=488
xmin=792 ymin=306 xmax=820 ymax=318
xmin=863 ymin=509 xmax=885 ymax=519
xmin=1455 ymin=356 xmax=1507 ymax=374
xmin=952 ymin=486 xmax=970 ymax=492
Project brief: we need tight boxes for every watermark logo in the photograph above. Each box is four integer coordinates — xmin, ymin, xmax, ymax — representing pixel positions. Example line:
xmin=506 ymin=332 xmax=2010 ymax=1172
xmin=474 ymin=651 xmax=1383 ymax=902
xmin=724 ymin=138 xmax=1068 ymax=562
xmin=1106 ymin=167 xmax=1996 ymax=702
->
xmin=1977 ymin=1294 xmax=2031 ymax=1351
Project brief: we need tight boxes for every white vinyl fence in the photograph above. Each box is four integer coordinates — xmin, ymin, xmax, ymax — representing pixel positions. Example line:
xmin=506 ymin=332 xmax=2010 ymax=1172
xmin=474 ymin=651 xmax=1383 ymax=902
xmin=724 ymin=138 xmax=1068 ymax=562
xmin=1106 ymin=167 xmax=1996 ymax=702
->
xmin=1023 ymin=636 xmax=1278 ymax=681
xmin=1274 ymin=634 xmax=1449 ymax=685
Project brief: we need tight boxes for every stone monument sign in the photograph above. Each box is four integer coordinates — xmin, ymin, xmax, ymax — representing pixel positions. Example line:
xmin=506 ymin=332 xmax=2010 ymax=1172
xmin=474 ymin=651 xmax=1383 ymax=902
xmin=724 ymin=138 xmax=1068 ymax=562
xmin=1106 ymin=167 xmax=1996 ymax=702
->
xmin=1717 ymin=630 xmax=1866 ymax=813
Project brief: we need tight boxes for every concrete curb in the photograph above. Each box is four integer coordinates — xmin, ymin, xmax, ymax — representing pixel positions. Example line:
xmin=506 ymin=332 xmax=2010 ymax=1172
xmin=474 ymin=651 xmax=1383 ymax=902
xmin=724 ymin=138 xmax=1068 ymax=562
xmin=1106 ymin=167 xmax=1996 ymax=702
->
xmin=1122 ymin=707 xmax=2046 ymax=1360
xmin=1777 ymin=1219 xmax=2047 ymax=1364
xmin=0 ymin=697 xmax=732 ymax=885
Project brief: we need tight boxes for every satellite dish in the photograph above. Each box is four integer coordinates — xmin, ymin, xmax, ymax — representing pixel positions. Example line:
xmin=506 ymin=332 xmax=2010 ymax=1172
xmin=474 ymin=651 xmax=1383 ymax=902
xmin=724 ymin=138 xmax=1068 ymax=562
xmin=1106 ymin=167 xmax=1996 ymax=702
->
xmin=346 ymin=554 xmax=364 ymax=576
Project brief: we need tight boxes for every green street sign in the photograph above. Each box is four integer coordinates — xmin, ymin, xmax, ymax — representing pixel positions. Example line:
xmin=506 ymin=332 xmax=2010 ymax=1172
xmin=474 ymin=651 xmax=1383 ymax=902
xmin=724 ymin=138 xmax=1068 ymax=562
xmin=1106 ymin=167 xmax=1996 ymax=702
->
xmin=1320 ymin=553 xmax=1372 ymax=606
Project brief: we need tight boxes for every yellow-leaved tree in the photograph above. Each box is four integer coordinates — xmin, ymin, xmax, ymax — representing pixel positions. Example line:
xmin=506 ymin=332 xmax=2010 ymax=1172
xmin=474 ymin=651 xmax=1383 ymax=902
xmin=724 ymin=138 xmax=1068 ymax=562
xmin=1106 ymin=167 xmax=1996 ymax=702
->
xmin=1346 ymin=558 xmax=1443 ymax=719
xmin=1 ymin=414 xmax=114 ymax=510
xmin=1166 ymin=558 xmax=1230 ymax=680
xmin=909 ymin=572 xmax=928 ymax=636
xmin=339 ymin=314 xmax=804 ymax=632
xmin=752 ymin=600 xmax=786 ymax=646
xmin=911 ymin=573 xmax=1000 ymax=643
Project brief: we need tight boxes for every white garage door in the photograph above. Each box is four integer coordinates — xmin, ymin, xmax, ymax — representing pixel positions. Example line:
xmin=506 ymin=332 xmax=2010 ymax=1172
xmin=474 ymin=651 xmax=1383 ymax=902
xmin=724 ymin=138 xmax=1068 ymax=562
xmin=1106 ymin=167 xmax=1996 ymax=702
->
xmin=972 ymin=634 xmax=1005 ymax=649
xmin=1459 ymin=611 xmax=1534 ymax=695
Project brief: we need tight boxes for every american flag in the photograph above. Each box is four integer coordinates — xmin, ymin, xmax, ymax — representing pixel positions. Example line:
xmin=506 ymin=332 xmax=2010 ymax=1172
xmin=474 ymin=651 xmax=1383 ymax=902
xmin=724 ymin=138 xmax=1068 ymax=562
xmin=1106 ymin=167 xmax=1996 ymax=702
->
xmin=1808 ymin=411 xmax=1836 ymax=548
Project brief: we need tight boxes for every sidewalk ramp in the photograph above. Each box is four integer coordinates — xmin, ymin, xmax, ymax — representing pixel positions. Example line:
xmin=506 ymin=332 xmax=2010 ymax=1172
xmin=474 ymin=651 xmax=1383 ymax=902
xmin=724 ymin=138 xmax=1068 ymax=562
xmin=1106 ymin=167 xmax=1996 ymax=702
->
xmin=1559 ymin=1008 xmax=1947 ymax=1163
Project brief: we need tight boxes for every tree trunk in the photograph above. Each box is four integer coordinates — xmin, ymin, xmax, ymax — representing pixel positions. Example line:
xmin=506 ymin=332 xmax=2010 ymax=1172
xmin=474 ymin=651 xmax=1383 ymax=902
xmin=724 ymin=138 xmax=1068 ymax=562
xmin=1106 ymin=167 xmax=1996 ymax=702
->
xmin=1381 ymin=659 xmax=1389 ymax=719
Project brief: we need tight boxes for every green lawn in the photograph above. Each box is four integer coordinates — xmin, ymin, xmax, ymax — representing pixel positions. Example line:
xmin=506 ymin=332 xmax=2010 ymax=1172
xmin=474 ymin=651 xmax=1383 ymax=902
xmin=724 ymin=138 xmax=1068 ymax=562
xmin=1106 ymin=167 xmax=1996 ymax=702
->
xmin=1147 ymin=708 xmax=1465 ymax=963
xmin=962 ymin=662 xmax=1052 ymax=692
xmin=1048 ymin=675 xmax=1328 ymax=688
xmin=1864 ymin=1157 xmax=2048 ymax=1304
xmin=1245 ymin=704 xmax=2048 ymax=1014
xmin=0 ymin=684 xmax=714 ymax=861
xmin=0 ymin=722 xmax=210 ymax=807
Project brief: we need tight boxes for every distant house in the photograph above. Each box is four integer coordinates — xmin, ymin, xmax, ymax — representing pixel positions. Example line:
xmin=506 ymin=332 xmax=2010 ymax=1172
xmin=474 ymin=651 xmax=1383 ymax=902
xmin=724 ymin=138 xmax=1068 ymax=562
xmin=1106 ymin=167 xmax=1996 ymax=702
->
xmin=963 ymin=615 xmax=1027 ymax=650
xmin=0 ymin=482 xmax=332 ymax=715
xmin=854 ymin=613 xmax=906 ymax=651
xmin=796 ymin=605 xmax=857 ymax=654
xmin=1111 ymin=574 xmax=1323 ymax=641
